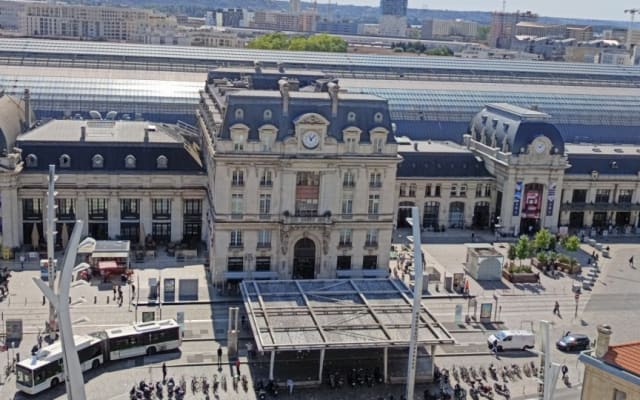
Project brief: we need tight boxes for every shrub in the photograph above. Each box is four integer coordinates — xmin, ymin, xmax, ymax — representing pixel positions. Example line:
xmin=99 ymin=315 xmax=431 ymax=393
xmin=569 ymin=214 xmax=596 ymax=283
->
xmin=563 ymin=235 xmax=581 ymax=252
xmin=558 ymin=254 xmax=571 ymax=264
xmin=534 ymin=229 xmax=552 ymax=251
xmin=515 ymin=235 xmax=530 ymax=265
xmin=508 ymin=244 xmax=516 ymax=261
xmin=536 ymin=252 xmax=549 ymax=266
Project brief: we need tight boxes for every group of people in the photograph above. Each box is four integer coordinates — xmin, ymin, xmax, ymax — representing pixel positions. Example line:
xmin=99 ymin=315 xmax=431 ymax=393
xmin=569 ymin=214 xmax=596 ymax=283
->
xmin=112 ymin=283 xmax=135 ymax=306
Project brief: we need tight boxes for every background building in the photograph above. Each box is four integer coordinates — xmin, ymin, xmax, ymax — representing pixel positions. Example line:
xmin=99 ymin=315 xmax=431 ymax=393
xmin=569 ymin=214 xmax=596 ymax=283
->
xmin=489 ymin=10 xmax=537 ymax=48
xmin=379 ymin=0 xmax=407 ymax=37
xmin=422 ymin=18 xmax=478 ymax=40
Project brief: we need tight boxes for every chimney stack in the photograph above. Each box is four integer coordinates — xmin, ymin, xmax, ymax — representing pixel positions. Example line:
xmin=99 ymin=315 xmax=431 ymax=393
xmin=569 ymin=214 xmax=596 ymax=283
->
xmin=144 ymin=128 xmax=150 ymax=143
xmin=80 ymin=126 xmax=86 ymax=142
xmin=279 ymin=78 xmax=290 ymax=116
xmin=595 ymin=324 xmax=612 ymax=358
xmin=23 ymin=88 xmax=31 ymax=130
xmin=327 ymin=80 xmax=339 ymax=117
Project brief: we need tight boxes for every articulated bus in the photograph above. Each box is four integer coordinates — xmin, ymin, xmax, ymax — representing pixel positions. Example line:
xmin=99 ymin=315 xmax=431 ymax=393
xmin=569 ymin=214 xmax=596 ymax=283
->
xmin=16 ymin=319 xmax=181 ymax=395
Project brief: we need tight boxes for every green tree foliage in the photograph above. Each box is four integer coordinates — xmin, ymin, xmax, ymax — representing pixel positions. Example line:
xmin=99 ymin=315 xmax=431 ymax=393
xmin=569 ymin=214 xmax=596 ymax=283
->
xmin=477 ymin=26 xmax=491 ymax=41
xmin=515 ymin=235 xmax=531 ymax=266
xmin=562 ymin=235 xmax=581 ymax=252
xmin=247 ymin=32 xmax=347 ymax=52
xmin=390 ymin=41 xmax=453 ymax=56
xmin=533 ymin=228 xmax=552 ymax=252
xmin=507 ymin=244 xmax=516 ymax=261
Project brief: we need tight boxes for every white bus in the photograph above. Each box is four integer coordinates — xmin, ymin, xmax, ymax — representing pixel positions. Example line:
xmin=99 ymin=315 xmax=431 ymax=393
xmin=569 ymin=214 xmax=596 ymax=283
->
xmin=16 ymin=335 xmax=104 ymax=395
xmin=16 ymin=319 xmax=181 ymax=395
xmin=97 ymin=319 xmax=181 ymax=361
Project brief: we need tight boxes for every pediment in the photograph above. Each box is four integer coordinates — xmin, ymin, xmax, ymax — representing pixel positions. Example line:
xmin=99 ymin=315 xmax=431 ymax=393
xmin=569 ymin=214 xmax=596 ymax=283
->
xmin=294 ymin=113 xmax=330 ymax=126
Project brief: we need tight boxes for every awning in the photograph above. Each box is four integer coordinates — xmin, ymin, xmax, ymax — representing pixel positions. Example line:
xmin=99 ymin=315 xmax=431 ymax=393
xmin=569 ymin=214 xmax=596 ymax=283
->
xmin=98 ymin=261 xmax=118 ymax=270
xmin=91 ymin=252 xmax=129 ymax=259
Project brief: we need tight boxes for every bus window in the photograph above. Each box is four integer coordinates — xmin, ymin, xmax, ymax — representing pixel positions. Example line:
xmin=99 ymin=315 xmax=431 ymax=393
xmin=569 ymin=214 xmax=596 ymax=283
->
xmin=16 ymin=365 xmax=33 ymax=387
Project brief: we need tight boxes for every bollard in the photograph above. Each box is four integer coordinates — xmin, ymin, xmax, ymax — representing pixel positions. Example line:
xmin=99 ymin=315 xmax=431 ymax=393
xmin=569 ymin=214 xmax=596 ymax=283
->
xmin=94 ymin=296 xmax=97 ymax=304
xmin=69 ymin=297 xmax=71 ymax=304
xmin=107 ymin=296 xmax=109 ymax=304
xmin=43 ymin=296 xmax=46 ymax=306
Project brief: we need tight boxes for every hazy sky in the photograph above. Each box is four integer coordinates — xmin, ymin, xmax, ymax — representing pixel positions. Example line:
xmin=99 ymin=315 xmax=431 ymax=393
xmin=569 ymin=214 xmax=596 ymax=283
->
xmin=333 ymin=0 xmax=635 ymax=21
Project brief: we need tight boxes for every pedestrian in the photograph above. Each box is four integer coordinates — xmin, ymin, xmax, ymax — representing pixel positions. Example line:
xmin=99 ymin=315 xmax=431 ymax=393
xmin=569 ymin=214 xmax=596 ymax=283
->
xmin=492 ymin=339 xmax=499 ymax=356
xmin=241 ymin=315 xmax=246 ymax=328
xmin=217 ymin=346 xmax=223 ymax=368
xmin=37 ymin=335 xmax=43 ymax=349
xmin=112 ymin=284 xmax=116 ymax=300
xmin=162 ymin=362 xmax=167 ymax=382
xmin=20 ymin=255 xmax=25 ymax=271
xmin=553 ymin=301 xmax=560 ymax=316
xmin=471 ymin=232 xmax=475 ymax=242
xmin=629 ymin=256 xmax=634 ymax=268
xmin=235 ymin=358 xmax=241 ymax=375
xmin=286 ymin=378 xmax=294 ymax=395
xmin=561 ymin=364 xmax=568 ymax=379
xmin=132 ymin=283 xmax=136 ymax=298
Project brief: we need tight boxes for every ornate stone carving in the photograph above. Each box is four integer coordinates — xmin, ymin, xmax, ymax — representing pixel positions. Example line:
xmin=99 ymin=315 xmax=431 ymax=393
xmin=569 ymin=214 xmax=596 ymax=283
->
xmin=280 ymin=227 xmax=290 ymax=255
xmin=322 ymin=229 xmax=330 ymax=255
xmin=297 ymin=113 xmax=326 ymax=125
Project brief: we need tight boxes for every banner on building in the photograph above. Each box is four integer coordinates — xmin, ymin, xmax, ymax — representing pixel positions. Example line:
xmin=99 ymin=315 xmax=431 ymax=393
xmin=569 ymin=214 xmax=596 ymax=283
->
xmin=512 ymin=181 xmax=523 ymax=216
xmin=546 ymin=183 xmax=557 ymax=216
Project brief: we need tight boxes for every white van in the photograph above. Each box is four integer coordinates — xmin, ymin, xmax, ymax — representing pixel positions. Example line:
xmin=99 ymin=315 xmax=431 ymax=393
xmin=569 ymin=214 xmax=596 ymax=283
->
xmin=487 ymin=330 xmax=535 ymax=351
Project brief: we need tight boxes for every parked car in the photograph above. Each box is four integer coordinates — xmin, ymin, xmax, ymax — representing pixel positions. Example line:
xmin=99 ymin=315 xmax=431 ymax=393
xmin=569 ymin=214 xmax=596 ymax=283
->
xmin=488 ymin=330 xmax=535 ymax=351
xmin=556 ymin=333 xmax=590 ymax=352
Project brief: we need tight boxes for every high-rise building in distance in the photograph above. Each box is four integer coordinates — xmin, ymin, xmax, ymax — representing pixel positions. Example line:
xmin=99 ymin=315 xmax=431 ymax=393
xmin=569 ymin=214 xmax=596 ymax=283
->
xmin=380 ymin=0 xmax=408 ymax=16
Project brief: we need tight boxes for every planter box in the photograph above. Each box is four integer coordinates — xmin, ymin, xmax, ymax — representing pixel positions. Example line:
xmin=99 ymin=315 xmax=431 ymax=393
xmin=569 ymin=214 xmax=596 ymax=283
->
xmin=503 ymin=270 xmax=539 ymax=283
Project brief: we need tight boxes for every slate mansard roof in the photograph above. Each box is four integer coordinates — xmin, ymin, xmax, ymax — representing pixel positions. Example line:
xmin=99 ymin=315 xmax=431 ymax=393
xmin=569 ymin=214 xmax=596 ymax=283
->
xmin=17 ymin=120 xmax=204 ymax=173
xmin=217 ymin=89 xmax=395 ymax=145
xmin=396 ymin=139 xmax=492 ymax=178
xmin=470 ymin=103 xmax=565 ymax=155
xmin=565 ymin=144 xmax=640 ymax=176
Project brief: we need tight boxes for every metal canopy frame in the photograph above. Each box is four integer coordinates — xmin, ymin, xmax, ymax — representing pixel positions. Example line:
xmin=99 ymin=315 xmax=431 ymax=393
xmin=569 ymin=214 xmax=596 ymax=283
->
xmin=240 ymin=279 xmax=455 ymax=352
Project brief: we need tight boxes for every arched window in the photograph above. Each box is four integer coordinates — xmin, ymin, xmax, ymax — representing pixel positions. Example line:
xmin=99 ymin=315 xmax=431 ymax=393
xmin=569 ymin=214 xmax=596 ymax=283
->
xmin=125 ymin=154 xmax=136 ymax=169
xmin=234 ymin=108 xmax=244 ymax=120
xmin=156 ymin=155 xmax=168 ymax=169
xmin=25 ymin=154 xmax=38 ymax=167
xmin=374 ymin=112 xmax=383 ymax=123
xmin=347 ymin=111 xmax=356 ymax=122
xmin=59 ymin=154 xmax=71 ymax=168
xmin=263 ymin=109 xmax=272 ymax=121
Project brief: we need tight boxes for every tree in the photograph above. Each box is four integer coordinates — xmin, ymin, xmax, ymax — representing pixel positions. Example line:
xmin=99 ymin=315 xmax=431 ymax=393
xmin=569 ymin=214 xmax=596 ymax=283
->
xmin=534 ymin=228 xmax=552 ymax=252
xmin=508 ymin=244 xmax=516 ymax=261
xmin=477 ymin=26 xmax=491 ymax=42
xmin=563 ymin=235 xmax=581 ymax=252
xmin=247 ymin=32 xmax=347 ymax=53
xmin=515 ymin=235 xmax=531 ymax=266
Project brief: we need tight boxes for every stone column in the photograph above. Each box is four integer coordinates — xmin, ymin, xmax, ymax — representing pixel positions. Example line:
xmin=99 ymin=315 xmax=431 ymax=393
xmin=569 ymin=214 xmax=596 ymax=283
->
xmin=0 ymin=187 xmax=20 ymax=248
xmin=108 ymin=195 xmax=120 ymax=240
xmin=171 ymin=197 xmax=183 ymax=242
xmin=140 ymin=196 xmax=152 ymax=241
xmin=76 ymin=195 xmax=89 ymax=237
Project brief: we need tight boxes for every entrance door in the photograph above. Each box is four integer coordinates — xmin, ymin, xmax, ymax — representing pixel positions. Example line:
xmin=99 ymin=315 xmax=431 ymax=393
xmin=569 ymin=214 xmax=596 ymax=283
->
xmin=448 ymin=202 xmax=465 ymax=229
xmin=473 ymin=202 xmax=491 ymax=229
xmin=397 ymin=202 xmax=414 ymax=228
xmin=569 ymin=212 xmax=584 ymax=229
xmin=615 ymin=212 xmax=631 ymax=227
xmin=293 ymin=238 xmax=316 ymax=279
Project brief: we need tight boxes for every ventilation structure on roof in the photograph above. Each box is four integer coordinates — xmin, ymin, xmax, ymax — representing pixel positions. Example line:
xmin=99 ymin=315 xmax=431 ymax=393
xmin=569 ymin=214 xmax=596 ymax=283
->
xmin=614 ymin=148 xmax=624 ymax=153
xmin=592 ymin=148 xmax=602 ymax=152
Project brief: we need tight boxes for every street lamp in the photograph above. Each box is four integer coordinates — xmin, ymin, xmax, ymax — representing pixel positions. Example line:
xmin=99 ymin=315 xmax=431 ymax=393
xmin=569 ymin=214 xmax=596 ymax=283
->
xmin=33 ymin=222 xmax=93 ymax=400
xmin=403 ymin=207 xmax=424 ymax=400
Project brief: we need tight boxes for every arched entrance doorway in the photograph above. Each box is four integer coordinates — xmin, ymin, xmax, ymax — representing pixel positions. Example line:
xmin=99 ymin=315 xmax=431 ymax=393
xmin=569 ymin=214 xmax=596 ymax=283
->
xmin=397 ymin=201 xmax=415 ymax=228
xmin=423 ymin=201 xmax=440 ymax=231
xmin=473 ymin=202 xmax=491 ymax=229
xmin=448 ymin=202 xmax=465 ymax=229
xmin=293 ymin=238 xmax=316 ymax=279
xmin=520 ymin=183 xmax=544 ymax=234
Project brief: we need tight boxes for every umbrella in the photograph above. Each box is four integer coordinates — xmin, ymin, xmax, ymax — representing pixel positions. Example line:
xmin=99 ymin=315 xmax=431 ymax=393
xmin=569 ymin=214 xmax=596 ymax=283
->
xmin=31 ymin=223 xmax=40 ymax=250
xmin=139 ymin=222 xmax=146 ymax=246
xmin=61 ymin=223 xmax=69 ymax=249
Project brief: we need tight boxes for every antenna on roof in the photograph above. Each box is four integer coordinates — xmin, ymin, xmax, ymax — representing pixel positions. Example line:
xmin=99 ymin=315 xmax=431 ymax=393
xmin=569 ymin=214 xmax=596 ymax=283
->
xmin=502 ymin=0 xmax=507 ymax=13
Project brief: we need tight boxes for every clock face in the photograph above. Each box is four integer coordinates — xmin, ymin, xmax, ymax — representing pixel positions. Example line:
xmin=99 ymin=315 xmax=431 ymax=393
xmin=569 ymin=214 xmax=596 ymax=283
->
xmin=535 ymin=141 xmax=546 ymax=154
xmin=302 ymin=130 xmax=320 ymax=149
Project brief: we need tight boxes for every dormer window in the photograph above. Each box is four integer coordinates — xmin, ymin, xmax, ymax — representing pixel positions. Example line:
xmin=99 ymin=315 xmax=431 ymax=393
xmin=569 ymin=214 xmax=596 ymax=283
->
xmin=92 ymin=154 xmax=104 ymax=169
xmin=125 ymin=154 xmax=136 ymax=169
xmin=59 ymin=154 xmax=71 ymax=168
xmin=157 ymin=155 xmax=168 ymax=169
xmin=263 ymin=109 xmax=272 ymax=121
xmin=347 ymin=111 xmax=356 ymax=122
xmin=374 ymin=112 xmax=383 ymax=123
xmin=25 ymin=154 xmax=38 ymax=167
xmin=235 ymin=108 xmax=244 ymax=121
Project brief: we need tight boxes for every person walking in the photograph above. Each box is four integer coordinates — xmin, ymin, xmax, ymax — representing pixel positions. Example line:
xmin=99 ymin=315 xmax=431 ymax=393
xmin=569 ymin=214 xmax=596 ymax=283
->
xmin=112 ymin=284 xmax=117 ymax=300
xmin=553 ymin=301 xmax=560 ymax=316
xmin=217 ymin=346 xmax=223 ymax=369
xmin=162 ymin=362 xmax=167 ymax=383
xmin=629 ymin=256 xmax=634 ymax=268
xmin=131 ymin=283 xmax=136 ymax=300
xmin=37 ymin=335 xmax=43 ymax=349
xmin=235 ymin=358 xmax=241 ymax=376
xmin=561 ymin=364 xmax=568 ymax=379
xmin=286 ymin=378 xmax=294 ymax=395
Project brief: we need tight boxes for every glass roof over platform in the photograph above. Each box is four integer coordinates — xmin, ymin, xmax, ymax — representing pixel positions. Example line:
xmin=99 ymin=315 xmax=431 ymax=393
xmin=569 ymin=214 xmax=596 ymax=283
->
xmin=0 ymin=75 xmax=202 ymax=124
xmin=240 ymin=279 xmax=455 ymax=351
xmin=2 ymin=38 xmax=640 ymax=86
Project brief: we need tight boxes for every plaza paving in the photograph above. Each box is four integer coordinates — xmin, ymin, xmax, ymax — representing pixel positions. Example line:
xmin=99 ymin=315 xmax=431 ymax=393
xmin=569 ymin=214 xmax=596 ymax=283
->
xmin=0 ymin=229 xmax=637 ymax=399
